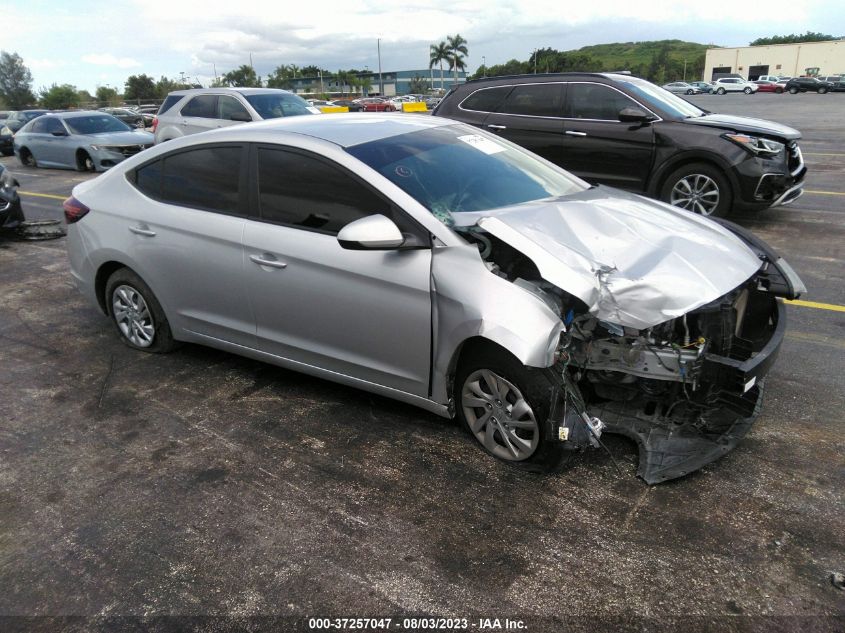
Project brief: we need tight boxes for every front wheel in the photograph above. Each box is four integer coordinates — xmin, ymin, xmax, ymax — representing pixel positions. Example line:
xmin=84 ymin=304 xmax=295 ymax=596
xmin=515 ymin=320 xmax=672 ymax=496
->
xmin=455 ymin=346 xmax=567 ymax=471
xmin=789 ymin=87 xmax=799 ymax=94
xmin=743 ymin=87 xmax=752 ymax=94
xmin=776 ymin=87 xmax=783 ymax=93
xmin=105 ymin=268 xmax=177 ymax=353
xmin=686 ymin=89 xmax=694 ymax=95
xmin=818 ymin=87 xmax=828 ymax=94
xmin=76 ymin=151 xmax=95 ymax=172
xmin=660 ymin=162 xmax=732 ymax=218
xmin=18 ymin=147 xmax=36 ymax=167
xmin=716 ymin=87 xmax=726 ymax=95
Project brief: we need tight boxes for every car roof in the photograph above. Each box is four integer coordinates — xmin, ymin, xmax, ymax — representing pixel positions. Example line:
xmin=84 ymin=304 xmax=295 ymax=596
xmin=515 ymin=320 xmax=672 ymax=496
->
xmin=193 ymin=112 xmax=456 ymax=148
xmin=167 ymin=87 xmax=295 ymax=97
xmin=42 ymin=110 xmax=114 ymax=119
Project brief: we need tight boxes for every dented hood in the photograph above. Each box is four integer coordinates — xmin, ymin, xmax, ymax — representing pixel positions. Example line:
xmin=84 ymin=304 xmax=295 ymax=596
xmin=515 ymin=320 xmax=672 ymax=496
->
xmin=454 ymin=187 xmax=763 ymax=330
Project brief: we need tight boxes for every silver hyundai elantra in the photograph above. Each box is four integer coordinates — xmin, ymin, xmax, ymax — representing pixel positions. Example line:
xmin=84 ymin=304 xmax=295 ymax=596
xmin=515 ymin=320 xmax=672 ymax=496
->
xmin=65 ymin=114 xmax=805 ymax=483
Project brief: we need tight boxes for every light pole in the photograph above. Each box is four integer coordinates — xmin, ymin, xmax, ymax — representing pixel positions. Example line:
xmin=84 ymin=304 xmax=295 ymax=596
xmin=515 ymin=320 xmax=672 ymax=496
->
xmin=377 ymin=39 xmax=383 ymax=96
xmin=482 ymin=56 xmax=486 ymax=77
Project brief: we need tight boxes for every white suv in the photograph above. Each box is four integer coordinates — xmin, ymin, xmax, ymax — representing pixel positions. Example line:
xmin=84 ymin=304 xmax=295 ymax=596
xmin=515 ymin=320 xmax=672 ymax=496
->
xmin=712 ymin=78 xmax=759 ymax=95
xmin=152 ymin=88 xmax=319 ymax=144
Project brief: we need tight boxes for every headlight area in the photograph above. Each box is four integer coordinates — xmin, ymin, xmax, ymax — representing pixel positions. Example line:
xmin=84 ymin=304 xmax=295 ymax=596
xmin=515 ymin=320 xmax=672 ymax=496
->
xmin=548 ymin=278 xmax=786 ymax=484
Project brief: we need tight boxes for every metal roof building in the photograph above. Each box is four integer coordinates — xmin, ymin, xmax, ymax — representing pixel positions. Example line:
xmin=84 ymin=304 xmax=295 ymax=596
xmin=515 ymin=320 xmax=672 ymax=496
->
xmin=703 ymin=40 xmax=845 ymax=81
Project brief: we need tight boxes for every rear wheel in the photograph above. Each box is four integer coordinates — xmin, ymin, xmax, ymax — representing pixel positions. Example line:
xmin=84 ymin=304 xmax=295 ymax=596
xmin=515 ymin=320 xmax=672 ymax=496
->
xmin=660 ymin=162 xmax=732 ymax=218
xmin=819 ymin=87 xmax=828 ymax=94
xmin=775 ymin=87 xmax=783 ymax=93
xmin=686 ymin=89 xmax=694 ymax=95
xmin=18 ymin=147 xmax=36 ymax=167
xmin=455 ymin=346 xmax=568 ymax=472
xmin=105 ymin=268 xmax=177 ymax=353
xmin=743 ymin=87 xmax=752 ymax=94
xmin=789 ymin=87 xmax=799 ymax=94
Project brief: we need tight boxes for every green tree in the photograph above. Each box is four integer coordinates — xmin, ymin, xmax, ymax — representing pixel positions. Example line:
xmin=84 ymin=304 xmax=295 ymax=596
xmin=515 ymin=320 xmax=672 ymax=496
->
xmin=266 ymin=65 xmax=294 ymax=89
xmin=124 ymin=74 xmax=157 ymax=101
xmin=408 ymin=74 xmax=430 ymax=94
xmin=446 ymin=34 xmax=469 ymax=85
xmin=357 ymin=73 xmax=372 ymax=96
xmin=0 ymin=51 xmax=37 ymax=108
xmin=300 ymin=65 xmax=326 ymax=77
xmin=39 ymin=83 xmax=80 ymax=109
xmin=429 ymin=41 xmax=450 ymax=90
xmin=156 ymin=75 xmax=191 ymax=97
xmin=483 ymin=59 xmax=529 ymax=78
xmin=750 ymin=31 xmax=836 ymax=46
xmin=95 ymin=85 xmax=120 ymax=107
xmin=220 ymin=64 xmax=262 ymax=87
xmin=77 ymin=89 xmax=94 ymax=106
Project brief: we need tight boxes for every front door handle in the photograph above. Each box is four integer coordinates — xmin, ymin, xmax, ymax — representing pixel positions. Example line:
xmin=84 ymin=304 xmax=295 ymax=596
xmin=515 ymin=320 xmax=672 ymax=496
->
xmin=565 ymin=130 xmax=588 ymax=137
xmin=249 ymin=254 xmax=288 ymax=269
xmin=129 ymin=225 xmax=156 ymax=237
xmin=487 ymin=124 xmax=507 ymax=130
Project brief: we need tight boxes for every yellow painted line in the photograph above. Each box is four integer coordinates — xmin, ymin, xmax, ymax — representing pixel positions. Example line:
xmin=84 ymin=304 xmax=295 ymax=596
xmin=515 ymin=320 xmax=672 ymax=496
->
xmin=785 ymin=299 xmax=845 ymax=313
xmin=802 ymin=152 xmax=845 ymax=157
xmin=804 ymin=190 xmax=845 ymax=196
xmin=19 ymin=191 xmax=67 ymax=200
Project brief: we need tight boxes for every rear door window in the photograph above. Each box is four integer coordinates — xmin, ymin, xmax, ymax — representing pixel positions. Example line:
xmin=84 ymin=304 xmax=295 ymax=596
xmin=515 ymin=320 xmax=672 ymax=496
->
xmin=500 ymin=83 xmax=564 ymax=117
xmin=180 ymin=95 xmax=218 ymax=118
xmin=158 ymin=145 xmax=244 ymax=214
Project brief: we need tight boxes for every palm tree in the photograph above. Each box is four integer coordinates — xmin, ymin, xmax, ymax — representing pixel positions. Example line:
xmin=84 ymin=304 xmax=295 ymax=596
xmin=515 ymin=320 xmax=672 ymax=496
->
xmin=429 ymin=41 xmax=449 ymax=91
xmin=447 ymin=34 xmax=469 ymax=85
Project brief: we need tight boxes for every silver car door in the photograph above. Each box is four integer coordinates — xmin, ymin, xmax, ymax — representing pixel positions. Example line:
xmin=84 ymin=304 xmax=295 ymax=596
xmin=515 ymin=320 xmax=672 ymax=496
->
xmin=178 ymin=94 xmax=218 ymax=136
xmin=242 ymin=145 xmax=432 ymax=396
xmin=125 ymin=143 xmax=255 ymax=346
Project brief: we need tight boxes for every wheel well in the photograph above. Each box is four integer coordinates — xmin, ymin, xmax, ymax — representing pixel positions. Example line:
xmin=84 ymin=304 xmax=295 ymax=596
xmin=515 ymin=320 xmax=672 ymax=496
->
xmin=653 ymin=157 xmax=733 ymax=199
xmin=451 ymin=336 xmax=521 ymax=379
xmin=95 ymin=262 xmax=129 ymax=315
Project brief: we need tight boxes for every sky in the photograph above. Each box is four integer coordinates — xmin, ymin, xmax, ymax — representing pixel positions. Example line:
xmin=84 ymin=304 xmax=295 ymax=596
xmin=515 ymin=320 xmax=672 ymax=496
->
xmin=5 ymin=0 xmax=844 ymax=93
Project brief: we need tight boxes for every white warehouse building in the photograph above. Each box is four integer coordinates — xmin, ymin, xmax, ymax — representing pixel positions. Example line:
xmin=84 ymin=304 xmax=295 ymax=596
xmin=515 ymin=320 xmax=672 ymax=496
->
xmin=703 ymin=39 xmax=845 ymax=81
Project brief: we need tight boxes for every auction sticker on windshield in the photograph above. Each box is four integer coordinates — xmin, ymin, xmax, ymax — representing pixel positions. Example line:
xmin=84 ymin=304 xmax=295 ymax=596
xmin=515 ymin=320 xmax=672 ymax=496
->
xmin=457 ymin=134 xmax=506 ymax=155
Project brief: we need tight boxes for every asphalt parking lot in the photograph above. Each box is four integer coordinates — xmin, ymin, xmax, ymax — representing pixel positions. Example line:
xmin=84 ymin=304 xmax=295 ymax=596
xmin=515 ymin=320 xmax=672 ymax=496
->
xmin=1 ymin=94 xmax=844 ymax=632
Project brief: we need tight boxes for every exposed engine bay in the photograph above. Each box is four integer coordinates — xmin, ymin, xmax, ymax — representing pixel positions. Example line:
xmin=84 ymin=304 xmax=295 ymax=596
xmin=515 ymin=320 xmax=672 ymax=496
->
xmin=460 ymin=225 xmax=795 ymax=483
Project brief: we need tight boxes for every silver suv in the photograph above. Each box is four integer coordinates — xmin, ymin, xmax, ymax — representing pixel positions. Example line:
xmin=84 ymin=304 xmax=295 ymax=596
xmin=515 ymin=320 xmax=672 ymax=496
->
xmin=152 ymin=88 xmax=319 ymax=143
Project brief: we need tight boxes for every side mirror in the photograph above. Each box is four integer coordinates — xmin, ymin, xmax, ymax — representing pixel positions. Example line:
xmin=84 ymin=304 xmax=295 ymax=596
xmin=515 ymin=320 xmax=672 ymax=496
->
xmin=618 ymin=107 xmax=655 ymax=123
xmin=229 ymin=111 xmax=252 ymax=122
xmin=337 ymin=214 xmax=405 ymax=250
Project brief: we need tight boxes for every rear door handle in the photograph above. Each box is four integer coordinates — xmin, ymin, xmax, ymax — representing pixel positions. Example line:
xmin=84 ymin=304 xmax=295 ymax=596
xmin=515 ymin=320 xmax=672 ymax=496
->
xmin=129 ymin=225 xmax=156 ymax=237
xmin=565 ymin=130 xmax=587 ymax=137
xmin=487 ymin=124 xmax=507 ymax=130
xmin=249 ymin=254 xmax=288 ymax=269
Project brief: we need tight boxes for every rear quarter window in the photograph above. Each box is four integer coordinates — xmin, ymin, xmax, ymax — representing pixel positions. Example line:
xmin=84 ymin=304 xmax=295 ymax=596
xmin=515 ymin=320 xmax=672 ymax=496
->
xmin=460 ymin=86 xmax=513 ymax=113
xmin=158 ymin=95 xmax=183 ymax=115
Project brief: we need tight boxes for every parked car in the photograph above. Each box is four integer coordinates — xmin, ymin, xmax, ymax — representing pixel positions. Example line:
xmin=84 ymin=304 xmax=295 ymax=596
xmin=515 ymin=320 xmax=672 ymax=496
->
xmin=64 ymin=113 xmax=805 ymax=483
xmin=662 ymin=82 xmax=701 ymax=95
xmin=0 ymin=163 xmax=24 ymax=230
xmin=712 ymin=78 xmax=759 ymax=94
xmin=359 ymin=98 xmax=397 ymax=112
xmin=688 ymin=81 xmax=714 ymax=93
xmin=425 ymin=96 xmax=443 ymax=108
xmin=820 ymin=75 xmax=845 ymax=91
xmin=14 ymin=111 xmax=154 ymax=172
xmin=99 ymin=107 xmax=146 ymax=128
xmin=785 ymin=77 xmax=835 ymax=94
xmin=0 ymin=124 xmax=14 ymax=156
xmin=329 ymin=99 xmax=363 ymax=112
xmin=153 ymin=88 xmax=318 ymax=143
xmin=432 ymin=72 xmax=805 ymax=217
xmin=3 ymin=110 xmax=50 ymax=135
xmin=753 ymin=80 xmax=784 ymax=93
xmin=756 ymin=75 xmax=782 ymax=83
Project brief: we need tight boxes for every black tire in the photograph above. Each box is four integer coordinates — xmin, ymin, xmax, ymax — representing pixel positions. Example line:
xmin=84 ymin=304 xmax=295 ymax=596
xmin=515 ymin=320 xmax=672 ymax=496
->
xmin=659 ymin=162 xmax=732 ymax=218
xmin=455 ymin=345 xmax=569 ymax=472
xmin=716 ymin=87 xmax=726 ymax=95
xmin=743 ymin=87 xmax=752 ymax=94
xmin=76 ymin=150 xmax=95 ymax=172
xmin=775 ymin=87 xmax=783 ymax=94
xmin=1 ymin=148 xmax=12 ymax=157
xmin=18 ymin=147 xmax=36 ymax=168
xmin=105 ymin=268 xmax=177 ymax=353
xmin=686 ymin=89 xmax=694 ymax=95
xmin=789 ymin=87 xmax=799 ymax=94
xmin=818 ymin=87 xmax=828 ymax=95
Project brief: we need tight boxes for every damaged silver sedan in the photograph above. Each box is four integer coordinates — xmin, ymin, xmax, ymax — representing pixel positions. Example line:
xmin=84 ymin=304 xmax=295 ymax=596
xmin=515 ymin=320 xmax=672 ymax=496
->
xmin=65 ymin=114 xmax=805 ymax=483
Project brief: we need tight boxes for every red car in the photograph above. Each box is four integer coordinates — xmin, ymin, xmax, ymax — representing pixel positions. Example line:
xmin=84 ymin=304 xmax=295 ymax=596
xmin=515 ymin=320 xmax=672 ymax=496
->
xmin=753 ymin=80 xmax=784 ymax=94
xmin=360 ymin=98 xmax=397 ymax=112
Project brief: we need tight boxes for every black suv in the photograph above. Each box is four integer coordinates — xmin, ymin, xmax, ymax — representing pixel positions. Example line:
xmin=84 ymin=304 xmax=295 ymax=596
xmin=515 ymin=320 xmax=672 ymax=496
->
xmin=432 ymin=73 xmax=806 ymax=217
xmin=784 ymin=77 xmax=835 ymax=94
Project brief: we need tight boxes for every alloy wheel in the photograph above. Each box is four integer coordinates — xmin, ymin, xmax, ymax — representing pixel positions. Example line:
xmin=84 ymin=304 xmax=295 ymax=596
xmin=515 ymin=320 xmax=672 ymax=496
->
xmin=112 ymin=284 xmax=155 ymax=347
xmin=461 ymin=369 xmax=539 ymax=461
xmin=669 ymin=173 xmax=720 ymax=216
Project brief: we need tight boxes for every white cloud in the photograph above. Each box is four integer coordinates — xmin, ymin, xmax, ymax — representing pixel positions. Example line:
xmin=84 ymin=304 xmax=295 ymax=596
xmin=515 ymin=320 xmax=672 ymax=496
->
xmin=81 ymin=54 xmax=142 ymax=69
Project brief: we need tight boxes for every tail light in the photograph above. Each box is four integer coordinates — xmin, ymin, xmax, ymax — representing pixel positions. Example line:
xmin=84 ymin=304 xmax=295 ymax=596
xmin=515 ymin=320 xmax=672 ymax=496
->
xmin=63 ymin=196 xmax=90 ymax=223
xmin=151 ymin=116 xmax=158 ymax=133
